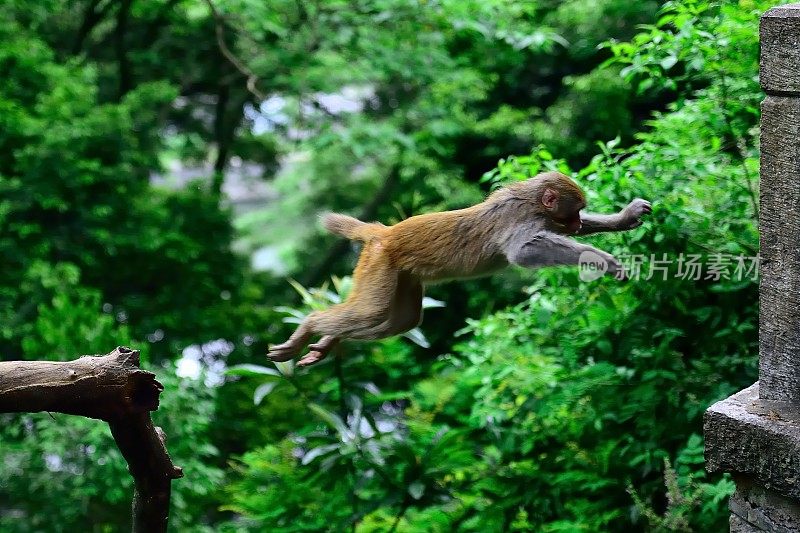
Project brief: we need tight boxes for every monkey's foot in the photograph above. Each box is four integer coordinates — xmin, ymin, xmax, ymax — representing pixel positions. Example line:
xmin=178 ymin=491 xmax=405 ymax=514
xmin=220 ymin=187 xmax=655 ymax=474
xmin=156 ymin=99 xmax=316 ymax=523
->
xmin=267 ymin=342 xmax=302 ymax=362
xmin=297 ymin=350 xmax=327 ymax=367
xmin=296 ymin=337 xmax=340 ymax=367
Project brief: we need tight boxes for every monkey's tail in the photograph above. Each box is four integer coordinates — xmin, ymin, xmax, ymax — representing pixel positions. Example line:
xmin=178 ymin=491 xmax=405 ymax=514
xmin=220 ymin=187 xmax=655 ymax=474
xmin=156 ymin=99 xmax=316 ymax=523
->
xmin=321 ymin=213 xmax=385 ymax=241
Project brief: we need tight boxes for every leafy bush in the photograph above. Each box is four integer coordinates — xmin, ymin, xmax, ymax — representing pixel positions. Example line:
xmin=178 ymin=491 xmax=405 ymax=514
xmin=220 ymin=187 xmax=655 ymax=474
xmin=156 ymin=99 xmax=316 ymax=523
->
xmin=221 ymin=1 xmax=766 ymax=530
xmin=0 ymin=0 xmax=776 ymax=530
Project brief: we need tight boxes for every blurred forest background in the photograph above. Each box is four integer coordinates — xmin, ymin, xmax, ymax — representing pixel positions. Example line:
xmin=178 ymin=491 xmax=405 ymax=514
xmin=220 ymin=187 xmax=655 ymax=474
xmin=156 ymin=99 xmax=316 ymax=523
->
xmin=0 ymin=0 xmax=771 ymax=531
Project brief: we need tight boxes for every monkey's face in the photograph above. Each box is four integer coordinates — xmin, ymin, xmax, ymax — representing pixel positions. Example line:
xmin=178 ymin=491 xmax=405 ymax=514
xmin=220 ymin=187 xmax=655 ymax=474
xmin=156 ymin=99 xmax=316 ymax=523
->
xmin=550 ymin=196 xmax=585 ymax=234
xmin=541 ymin=187 xmax=585 ymax=234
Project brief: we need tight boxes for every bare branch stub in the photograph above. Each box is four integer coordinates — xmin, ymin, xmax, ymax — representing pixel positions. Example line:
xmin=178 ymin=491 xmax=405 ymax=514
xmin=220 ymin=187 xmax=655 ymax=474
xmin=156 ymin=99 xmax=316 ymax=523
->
xmin=204 ymin=0 xmax=266 ymax=100
xmin=0 ymin=346 xmax=183 ymax=533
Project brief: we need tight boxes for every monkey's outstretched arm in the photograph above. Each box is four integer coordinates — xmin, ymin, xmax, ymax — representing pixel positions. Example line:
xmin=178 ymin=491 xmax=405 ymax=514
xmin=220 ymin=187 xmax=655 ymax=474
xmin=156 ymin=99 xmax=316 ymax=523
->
xmin=506 ymin=232 xmax=626 ymax=279
xmin=577 ymin=198 xmax=651 ymax=235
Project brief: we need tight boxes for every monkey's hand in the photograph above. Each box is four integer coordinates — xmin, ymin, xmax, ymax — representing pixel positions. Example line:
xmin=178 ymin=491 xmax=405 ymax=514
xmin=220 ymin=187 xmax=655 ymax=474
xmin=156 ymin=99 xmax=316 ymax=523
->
xmin=619 ymin=199 xmax=652 ymax=230
xmin=599 ymin=250 xmax=628 ymax=281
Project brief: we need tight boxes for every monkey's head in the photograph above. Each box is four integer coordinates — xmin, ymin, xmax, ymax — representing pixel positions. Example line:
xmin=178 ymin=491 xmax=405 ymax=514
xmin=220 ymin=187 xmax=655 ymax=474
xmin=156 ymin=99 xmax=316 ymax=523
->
xmin=508 ymin=172 xmax=586 ymax=234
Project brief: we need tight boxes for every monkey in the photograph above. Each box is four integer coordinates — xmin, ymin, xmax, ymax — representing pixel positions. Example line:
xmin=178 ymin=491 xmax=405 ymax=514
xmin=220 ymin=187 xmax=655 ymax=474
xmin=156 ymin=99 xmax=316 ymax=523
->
xmin=268 ymin=171 xmax=652 ymax=367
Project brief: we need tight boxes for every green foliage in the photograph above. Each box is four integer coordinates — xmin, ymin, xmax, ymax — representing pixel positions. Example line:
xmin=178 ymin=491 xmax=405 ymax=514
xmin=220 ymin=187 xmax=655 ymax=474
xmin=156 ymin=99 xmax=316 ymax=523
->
xmin=222 ymin=1 xmax=767 ymax=531
xmin=0 ymin=13 xmax=250 ymax=361
xmin=0 ymin=0 xmax=776 ymax=530
xmin=629 ymin=437 xmax=735 ymax=532
xmin=0 ymin=4 xmax=244 ymax=529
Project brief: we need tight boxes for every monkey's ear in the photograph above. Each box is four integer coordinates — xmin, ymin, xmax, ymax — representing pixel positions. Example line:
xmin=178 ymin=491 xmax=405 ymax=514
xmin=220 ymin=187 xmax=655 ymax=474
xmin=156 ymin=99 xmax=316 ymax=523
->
xmin=541 ymin=188 xmax=559 ymax=209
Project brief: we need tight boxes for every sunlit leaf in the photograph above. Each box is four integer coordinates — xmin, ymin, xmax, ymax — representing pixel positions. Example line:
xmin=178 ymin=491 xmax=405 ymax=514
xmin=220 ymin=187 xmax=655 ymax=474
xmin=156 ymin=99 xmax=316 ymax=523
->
xmin=253 ymin=382 xmax=279 ymax=405
xmin=226 ymin=364 xmax=282 ymax=377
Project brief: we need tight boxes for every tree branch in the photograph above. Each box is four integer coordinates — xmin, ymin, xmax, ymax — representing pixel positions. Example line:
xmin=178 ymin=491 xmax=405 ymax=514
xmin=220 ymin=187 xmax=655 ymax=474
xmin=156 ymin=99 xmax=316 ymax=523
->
xmin=115 ymin=0 xmax=133 ymax=99
xmin=212 ymin=78 xmax=231 ymax=194
xmin=72 ymin=0 xmax=114 ymax=55
xmin=0 ymin=346 xmax=183 ymax=533
xmin=204 ymin=0 xmax=266 ymax=100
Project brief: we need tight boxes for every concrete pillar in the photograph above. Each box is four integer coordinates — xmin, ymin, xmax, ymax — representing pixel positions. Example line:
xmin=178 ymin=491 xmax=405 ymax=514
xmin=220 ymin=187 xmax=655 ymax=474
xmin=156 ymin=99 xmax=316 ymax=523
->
xmin=758 ymin=3 xmax=800 ymax=402
xmin=705 ymin=4 xmax=800 ymax=531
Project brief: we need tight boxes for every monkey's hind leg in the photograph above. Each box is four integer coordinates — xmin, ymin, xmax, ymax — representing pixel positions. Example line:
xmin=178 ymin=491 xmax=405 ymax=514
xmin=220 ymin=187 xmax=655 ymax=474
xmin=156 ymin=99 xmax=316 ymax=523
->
xmin=296 ymin=274 xmax=423 ymax=367
xmin=268 ymin=240 xmax=398 ymax=363
xmin=346 ymin=273 xmax=423 ymax=340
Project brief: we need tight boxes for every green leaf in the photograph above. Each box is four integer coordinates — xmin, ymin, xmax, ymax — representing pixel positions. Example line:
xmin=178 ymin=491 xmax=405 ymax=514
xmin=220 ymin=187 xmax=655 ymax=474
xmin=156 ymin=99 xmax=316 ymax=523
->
xmin=308 ymin=403 xmax=350 ymax=438
xmin=226 ymin=364 xmax=282 ymax=377
xmin=301 ymin=444 xmax=340 ymax=465
xmin=660 ymin=55 xmax=678 ymax=70
xmin=274 ymin=360 xmax=295 ymax=377
xmin=253 ymin=382 xmax=279 ymax=405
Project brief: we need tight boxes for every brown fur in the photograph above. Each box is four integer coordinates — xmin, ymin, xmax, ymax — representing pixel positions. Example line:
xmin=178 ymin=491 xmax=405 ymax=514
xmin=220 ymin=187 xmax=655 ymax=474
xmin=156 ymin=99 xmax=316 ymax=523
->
xmin=268 ymin=171 xmax=648 ymax=367
xmin=321 ymin=213 xmax=386 ymax=241
xmin=324 ymin=172 xmax=586 ymax=282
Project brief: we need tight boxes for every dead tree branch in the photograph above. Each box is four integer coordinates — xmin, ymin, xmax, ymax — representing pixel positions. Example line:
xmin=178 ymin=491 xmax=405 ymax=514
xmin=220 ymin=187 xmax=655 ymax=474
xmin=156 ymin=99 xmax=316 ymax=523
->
xmin=0 ymin=346 xmax=183 ymax=533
